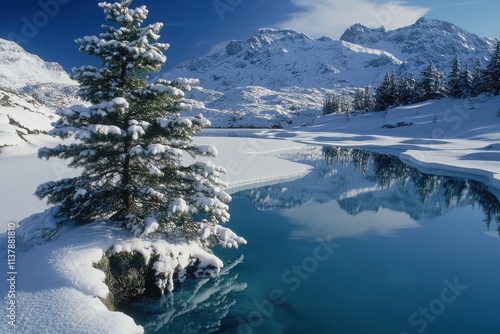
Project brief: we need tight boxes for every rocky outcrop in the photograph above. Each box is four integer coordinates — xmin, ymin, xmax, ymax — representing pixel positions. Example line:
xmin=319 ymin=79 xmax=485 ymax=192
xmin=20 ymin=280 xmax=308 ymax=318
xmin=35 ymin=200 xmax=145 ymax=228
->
xmin=94 ymin=244 xmax=224 ymax=310
xmin=94 ymin=250 xmax=157 ymax=308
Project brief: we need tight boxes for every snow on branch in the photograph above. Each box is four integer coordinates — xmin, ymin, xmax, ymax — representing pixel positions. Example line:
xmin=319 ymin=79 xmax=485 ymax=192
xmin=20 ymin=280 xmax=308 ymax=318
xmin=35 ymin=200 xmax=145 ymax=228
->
xmin=198 ymin=223 xmax=247 ymax=249
xmin=111 ymin=238 xmax=225 ymax=293
xmin=157 ymin=114 xmax=211 ymax=130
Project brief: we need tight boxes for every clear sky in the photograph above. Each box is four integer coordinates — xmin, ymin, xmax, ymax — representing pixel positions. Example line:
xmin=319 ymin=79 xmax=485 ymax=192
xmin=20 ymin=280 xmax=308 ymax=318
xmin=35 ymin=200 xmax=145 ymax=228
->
xmin=0 ymin=0 xmax=498 ymax=72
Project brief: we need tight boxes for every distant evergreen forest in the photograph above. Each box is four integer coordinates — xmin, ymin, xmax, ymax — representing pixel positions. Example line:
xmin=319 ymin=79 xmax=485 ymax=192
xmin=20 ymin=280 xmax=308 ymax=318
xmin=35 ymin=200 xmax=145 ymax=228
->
xmin=323 ymin=40 xmax=500 ymax=116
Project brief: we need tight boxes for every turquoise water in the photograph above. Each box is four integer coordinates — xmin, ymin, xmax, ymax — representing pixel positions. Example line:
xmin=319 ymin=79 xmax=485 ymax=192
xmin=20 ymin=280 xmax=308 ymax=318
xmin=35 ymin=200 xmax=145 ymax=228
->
xmin=124 ymin=146 xmax=500 ymax=334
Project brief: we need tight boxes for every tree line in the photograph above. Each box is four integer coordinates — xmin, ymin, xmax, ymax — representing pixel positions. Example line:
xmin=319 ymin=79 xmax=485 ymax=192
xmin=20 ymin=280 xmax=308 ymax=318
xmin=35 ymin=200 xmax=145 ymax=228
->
xmin=323 ymin=40 xmax=500 ymax=115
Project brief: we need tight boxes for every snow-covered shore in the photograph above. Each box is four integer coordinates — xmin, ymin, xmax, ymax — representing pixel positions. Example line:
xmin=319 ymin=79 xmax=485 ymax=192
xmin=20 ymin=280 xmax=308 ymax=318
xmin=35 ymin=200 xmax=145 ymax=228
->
xmin=0 ymin=136 xmax=312 ymax=334
xmin=256 ymin=96 xmax=500 ymax=197
xmin=1 ymin=96 xmax=500 ymax=334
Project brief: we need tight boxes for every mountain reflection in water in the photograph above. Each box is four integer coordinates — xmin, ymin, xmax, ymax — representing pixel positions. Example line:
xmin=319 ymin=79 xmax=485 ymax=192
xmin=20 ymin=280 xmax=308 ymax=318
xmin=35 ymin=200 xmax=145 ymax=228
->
xmin=239 ymin=146 xmax=500 ymax=236
xmin=123 ymin=145 xmax=500 ymax=334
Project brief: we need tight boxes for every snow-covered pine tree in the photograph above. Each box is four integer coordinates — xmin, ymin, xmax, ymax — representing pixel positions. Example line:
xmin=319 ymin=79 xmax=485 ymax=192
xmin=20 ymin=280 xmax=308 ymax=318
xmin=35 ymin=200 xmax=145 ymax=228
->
xmin=472 ymin=59 xmax=485 ymax=96
xmin=388 ymin=72 xmax=399 ymax=106
xmin=352 ymin=86 xmax=373 ymax=113
xmin=36 ymin=0 xmax=244 ymax=249
xmin=363 ymin=85 xmax=373 ymax=112
xmin=484 ymin=40 xmax=500 ymax=94
xmin=374 ymin=74 xmax=390 ymax=111
xmin=459 ymin=63 xmax=474 ymax=98
xmin=322 ymin=92 xmax=340 ymax=115
xmin=447 ymin=55 xmax=462 ymax=98
xmin=339 ymin=92 xmax=353 ymax=115
xmin=437 ymin=71 xmax=448 ymax=98
xmin=398 ymin=73 xmax=416 ymax=105
xmin=352 ymin=89 xmax=364 ymax=112
xmin=419 ymin=61 xmax=447 ymax=101
xmin=375 ymin=72 xmax=398 ymax=111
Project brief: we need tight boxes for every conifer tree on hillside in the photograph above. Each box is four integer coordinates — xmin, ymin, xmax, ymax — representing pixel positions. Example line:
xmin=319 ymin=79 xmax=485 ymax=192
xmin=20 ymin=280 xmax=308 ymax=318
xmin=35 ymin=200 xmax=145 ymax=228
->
xmin=448 ymin=55 xmax=462 ymax=98
xmin=352 ymin=86 xmax=373 ymax=113
xmin=375 ymin=72 xmax=398 ymax=111
xmin=398 ymin=73 xmax=417 ymax=105
xmin=322 ymin=93 xmax=340 ymax=115
xmin=419 ymin=61 xmax=447 ymax=101
xmin=363 ymin=85 xmax=374 ymax=112
xmin=484 ymin=40 xmax=500 ymax=94
xmin=36 ymin=0 xmax=243 ymax=248
xmin=352 ymin=88 xmax=365 ymax=112
xmin=459 ymin=63 xmax=474 ymax=98
xmin=323 ymin=92 xmax=352 ymax=115
xmin=339 ymin=92 xmax=353 ymax=115
xmin=472 ymin=59 xmax=485 ymax=95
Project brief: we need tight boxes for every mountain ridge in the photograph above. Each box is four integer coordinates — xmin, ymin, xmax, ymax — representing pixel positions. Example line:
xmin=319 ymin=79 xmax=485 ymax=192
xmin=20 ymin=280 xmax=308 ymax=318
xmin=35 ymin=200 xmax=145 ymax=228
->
xmin=161 ymin=17 xmax=495 ymax=127
xmin=0 ymin=38 xmax=80 ymax=150
xmin=340 ymin=17 xmax=495 ymax=69
xmin=0 ymin=38 xmax=75 ymax=89
xmin=0 ymin=17 xmax=497 ymax=134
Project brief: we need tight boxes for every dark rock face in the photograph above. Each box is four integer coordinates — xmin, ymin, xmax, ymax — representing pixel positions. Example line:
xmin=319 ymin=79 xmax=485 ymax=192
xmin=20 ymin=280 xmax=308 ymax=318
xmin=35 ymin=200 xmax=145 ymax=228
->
xmin=94 ymin=250 xmax=220 ymax=310
xmin=94 ymin=251 xmax=163 ymax=308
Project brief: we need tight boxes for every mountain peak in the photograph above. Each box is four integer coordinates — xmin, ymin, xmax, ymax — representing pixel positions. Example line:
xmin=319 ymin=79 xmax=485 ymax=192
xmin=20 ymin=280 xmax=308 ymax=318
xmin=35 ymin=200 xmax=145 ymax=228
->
xmin=0 ymin=38 xmax=24 ymax=53
xmin=247 ymin=28 xmax=313 ymax=46
xmin=0 ymin=38 xmax=74 ymax=89
xmin=340 ymin=17 xmax=476 ymax=44
xmin=339 ymin=24 xmax=386 ymax=45
xmin=414 ymin=17 xmax=461 ymax=33
xmin=340 ymin=17 xmax=494 ymax=70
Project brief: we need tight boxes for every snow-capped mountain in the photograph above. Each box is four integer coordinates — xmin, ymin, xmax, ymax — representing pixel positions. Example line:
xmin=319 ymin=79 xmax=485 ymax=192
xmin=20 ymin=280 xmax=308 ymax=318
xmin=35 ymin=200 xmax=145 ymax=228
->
xmin=0 ymin=38 xmax=79 ymax=109
xmin=340 ymin=17 xmax=495 ymax=73
xmin=167 ymin=28 xmax=402 ymax=90
xmin=0 ymin=38 xmax=80 ymax=150
xmin=0 ymin=38 xmax=73 ymax=89
xmin=163 ymin=18 xmax=495 ymax=128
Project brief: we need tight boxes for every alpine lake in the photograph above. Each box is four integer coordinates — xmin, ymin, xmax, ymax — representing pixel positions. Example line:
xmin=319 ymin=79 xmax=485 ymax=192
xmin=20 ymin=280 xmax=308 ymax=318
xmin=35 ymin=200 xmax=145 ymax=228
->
xmin=120 ymin=145 xmax=500 ymax=334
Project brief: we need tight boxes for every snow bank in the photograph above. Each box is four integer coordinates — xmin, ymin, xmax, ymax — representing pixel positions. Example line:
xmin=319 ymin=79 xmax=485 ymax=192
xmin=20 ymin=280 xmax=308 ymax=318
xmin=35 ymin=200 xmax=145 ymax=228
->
xmin=191 ymin=136 xmax=313 ymax=193
xmin=0 ymin=215 xmax=243 ymax=334
xmin=0 ymin=220 xmax=144 ymax=334
xmin=257 ymin=96 xmax=500 ymax=196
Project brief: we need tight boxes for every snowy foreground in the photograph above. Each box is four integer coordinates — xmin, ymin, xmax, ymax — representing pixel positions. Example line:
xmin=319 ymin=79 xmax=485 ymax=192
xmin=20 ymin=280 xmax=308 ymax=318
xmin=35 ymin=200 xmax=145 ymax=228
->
xmin=0 ymin=135 xmax=310 ymax=334
xmin=1 ymin=96 xmax=500 ymax=333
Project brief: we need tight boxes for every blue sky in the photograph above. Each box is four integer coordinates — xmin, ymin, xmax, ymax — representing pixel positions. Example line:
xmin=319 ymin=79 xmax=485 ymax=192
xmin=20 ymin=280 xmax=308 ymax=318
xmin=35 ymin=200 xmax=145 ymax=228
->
xmin=0 ymin=0 xmax=498 ymax=72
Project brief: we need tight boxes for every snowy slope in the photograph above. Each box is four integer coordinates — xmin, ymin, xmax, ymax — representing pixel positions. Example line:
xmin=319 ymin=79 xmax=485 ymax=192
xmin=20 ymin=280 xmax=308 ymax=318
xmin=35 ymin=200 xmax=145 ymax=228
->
xmin=162 ymin=18 xmax=494 ymax=128
xmin=340 ymin=17 xmax=494 ymax=73
xmin=0 ymin=87 xmax=60 ymax=149
xmin=0 ymin=39 xmax=81 ymax=151
xmin=0 ymin=38 xmax=74 ymax=89
xmin=257 ymin=95 xmax=500 ymax=195
xmin=166 ymin=28 xmax=401 ymax=90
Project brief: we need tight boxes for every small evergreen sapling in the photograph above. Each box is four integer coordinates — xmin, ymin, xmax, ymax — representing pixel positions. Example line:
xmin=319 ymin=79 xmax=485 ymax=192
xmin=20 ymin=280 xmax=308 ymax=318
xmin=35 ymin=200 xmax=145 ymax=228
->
xmin=36 ymin=0 xmax=245 ymax=249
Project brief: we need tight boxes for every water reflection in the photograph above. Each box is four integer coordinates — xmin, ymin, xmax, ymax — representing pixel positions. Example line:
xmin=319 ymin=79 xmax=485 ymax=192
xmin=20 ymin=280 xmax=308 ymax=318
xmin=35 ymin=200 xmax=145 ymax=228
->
xmin=239 ymin=146 xmax=500 ymax=237
xmin=124 ymin=146 xmax=500 ymax=333
xmin=121 ymin=256 xmax=246 ymax=334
